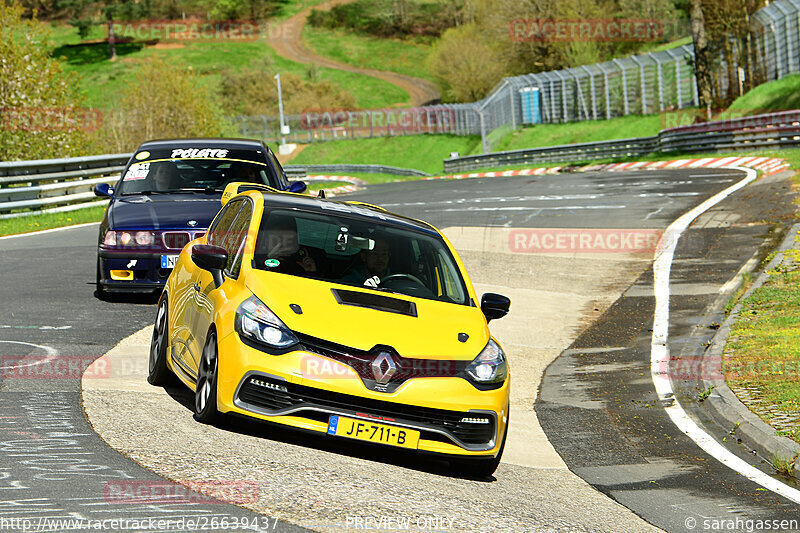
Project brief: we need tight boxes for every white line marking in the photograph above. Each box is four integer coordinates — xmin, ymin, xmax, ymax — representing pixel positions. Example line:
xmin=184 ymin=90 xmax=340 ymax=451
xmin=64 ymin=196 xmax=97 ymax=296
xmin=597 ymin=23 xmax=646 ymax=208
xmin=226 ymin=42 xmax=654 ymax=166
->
xmin=0 ymin=341 xmax=58 ymax=370
xmin=650 ymin=166 xmax=800 ymax=504
xmin=0 ymin=325 xmax=71 ymax=330
xmin=0 ymin=222 xmax=99 ymax=241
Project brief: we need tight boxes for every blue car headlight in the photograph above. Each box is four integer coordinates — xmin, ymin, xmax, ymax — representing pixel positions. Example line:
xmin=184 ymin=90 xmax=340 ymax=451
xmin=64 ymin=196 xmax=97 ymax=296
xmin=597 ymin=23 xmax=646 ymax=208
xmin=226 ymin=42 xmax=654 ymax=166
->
xmin=465 ymin=339 xmax=507 ymax=384
xmin=235 ymin=295 xmax=298 ymax=350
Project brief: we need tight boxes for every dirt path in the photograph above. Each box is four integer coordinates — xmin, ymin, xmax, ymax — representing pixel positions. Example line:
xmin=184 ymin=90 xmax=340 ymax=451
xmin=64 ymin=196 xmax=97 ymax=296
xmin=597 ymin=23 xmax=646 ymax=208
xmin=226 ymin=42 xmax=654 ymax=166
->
xmin=267 ymin=0 xmax=440 ymax=107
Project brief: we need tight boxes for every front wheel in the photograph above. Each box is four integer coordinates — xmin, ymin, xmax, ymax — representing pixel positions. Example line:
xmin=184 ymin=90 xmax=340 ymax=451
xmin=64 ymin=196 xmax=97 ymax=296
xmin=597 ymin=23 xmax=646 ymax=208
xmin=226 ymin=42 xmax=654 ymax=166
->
xmin=451 ymin=412 xmax=508 ymax=478
xmin=194 ymin=330 xmax=221 ymax=425
xmin=95 ymin=257 xmax=111 ymax=301
xmin=147 ymin=298 xmax=172 ymax=386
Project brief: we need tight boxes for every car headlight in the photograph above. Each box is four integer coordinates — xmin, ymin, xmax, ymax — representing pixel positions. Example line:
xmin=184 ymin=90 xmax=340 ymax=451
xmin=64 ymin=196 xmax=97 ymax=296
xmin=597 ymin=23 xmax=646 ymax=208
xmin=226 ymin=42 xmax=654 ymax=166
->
xmin=235 ymin=295 xmax=298 ymax=350
xmin=465 ymin=339 xmax=507 ymax=384
xmin=103 ymin=230 xmax=155 ymax=248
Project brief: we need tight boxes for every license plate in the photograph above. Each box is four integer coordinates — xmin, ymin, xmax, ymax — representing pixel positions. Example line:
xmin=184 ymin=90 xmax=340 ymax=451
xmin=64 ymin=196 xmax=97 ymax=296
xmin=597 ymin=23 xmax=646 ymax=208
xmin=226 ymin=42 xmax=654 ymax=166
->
xmin=160 ymin=255 xmax=179 ymax=269
xmin=327 ymin=415 xmax=419 ymax=449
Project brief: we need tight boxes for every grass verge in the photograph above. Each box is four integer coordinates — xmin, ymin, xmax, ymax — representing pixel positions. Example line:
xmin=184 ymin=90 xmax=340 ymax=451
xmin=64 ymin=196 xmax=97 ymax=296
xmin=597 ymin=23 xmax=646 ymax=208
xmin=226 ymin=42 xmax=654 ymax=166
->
xmin=301 ymin=25 xmax=433 ymax=81
xmin=0 ymin=205 xmax=105 ymax=237
xmin=291 ymin=134 xmax=482 ymax=174
xmin=50 ymin=25 xmax=409 ymax=110
xmin=724 ymin=229 xmax=800 ymax=445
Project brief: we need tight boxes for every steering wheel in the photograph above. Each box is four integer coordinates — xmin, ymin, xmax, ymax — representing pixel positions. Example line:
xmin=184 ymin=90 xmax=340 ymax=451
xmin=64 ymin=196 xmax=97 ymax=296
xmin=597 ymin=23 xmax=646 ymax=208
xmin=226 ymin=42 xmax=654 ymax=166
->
xmin=379 ymin=273 xmax=426 ymax=286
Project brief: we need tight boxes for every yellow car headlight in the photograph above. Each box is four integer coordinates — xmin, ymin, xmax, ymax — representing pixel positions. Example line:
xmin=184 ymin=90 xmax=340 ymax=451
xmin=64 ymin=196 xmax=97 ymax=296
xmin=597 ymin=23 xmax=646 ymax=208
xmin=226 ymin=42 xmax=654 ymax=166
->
xmin=235 ymin=295 xmax=299 ymax=351
xmin=465 ymin=339 xmax=507 ymax=385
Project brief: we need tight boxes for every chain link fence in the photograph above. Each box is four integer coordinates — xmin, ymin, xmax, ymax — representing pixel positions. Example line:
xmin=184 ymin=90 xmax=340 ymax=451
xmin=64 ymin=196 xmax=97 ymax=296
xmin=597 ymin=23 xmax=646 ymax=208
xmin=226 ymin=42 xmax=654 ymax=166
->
xmin=236 ymin=0 xmax=799 ymax=154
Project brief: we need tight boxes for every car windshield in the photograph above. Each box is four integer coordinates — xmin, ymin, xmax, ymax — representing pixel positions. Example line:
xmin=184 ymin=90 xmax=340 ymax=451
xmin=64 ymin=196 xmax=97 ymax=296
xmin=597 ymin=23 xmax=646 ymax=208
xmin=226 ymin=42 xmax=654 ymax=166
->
xmin=118 ymin=159 xmax=272 ymax=195
xmin=253 ymin=208 xmax=470 ymax=305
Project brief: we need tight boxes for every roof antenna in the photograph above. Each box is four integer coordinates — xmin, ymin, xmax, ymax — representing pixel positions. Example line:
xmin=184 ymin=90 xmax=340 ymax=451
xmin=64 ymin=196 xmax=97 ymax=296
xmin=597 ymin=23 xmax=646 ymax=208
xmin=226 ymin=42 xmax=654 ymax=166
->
xmin=318 ymin=189 xmax=326 ymax=199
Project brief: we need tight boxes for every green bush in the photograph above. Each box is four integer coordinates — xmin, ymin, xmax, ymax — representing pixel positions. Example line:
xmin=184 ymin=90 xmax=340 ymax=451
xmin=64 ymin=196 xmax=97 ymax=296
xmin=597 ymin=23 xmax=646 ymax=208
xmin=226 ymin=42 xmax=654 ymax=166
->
xmin=96 ymin=57 xmax=225 ymax=152
xmin=0 ymin=0 xmax=92 ymax=160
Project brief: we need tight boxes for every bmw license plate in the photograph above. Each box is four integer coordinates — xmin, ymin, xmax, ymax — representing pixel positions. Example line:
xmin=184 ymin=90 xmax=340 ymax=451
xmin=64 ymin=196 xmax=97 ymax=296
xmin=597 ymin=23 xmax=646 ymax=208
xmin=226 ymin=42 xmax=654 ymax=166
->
xmin=160 ymin=255 xmax=179 ymax=269
xmin=327 ymin=415 xmax=419 ymax=449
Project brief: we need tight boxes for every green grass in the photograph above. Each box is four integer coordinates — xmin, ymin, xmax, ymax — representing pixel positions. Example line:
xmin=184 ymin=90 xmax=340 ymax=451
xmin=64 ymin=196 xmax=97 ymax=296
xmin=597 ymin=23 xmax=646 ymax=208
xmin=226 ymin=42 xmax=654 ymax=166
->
xmin=291 ymin=134 xmax=482 ymax=174
xmin=724 ymin=267 xmax=800 ymax=444
xmin=494 ymin=114 xmax=664 ymax=152
xmin=301 ymin=25 xmax=433 ymax=81
xmin=49 ymin=24 xmax=409 ymax=109
xmin=725 ymin=73 xmax=800 ymax=116
xmin=0 ymin=205 xmax=105 ymax=237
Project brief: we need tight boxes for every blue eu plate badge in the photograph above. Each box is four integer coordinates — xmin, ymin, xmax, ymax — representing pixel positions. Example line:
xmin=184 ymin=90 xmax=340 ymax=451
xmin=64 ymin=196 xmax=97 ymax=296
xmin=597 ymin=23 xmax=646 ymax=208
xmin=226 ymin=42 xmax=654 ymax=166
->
xmin=327 ymin=415 xmax=339 ymax=435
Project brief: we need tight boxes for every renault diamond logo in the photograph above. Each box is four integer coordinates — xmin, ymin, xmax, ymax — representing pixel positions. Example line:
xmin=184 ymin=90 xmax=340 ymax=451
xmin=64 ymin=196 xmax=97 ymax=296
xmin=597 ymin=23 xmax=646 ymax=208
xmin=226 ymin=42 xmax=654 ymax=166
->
xmin=371 ymin=352 xmax=397 ymax=384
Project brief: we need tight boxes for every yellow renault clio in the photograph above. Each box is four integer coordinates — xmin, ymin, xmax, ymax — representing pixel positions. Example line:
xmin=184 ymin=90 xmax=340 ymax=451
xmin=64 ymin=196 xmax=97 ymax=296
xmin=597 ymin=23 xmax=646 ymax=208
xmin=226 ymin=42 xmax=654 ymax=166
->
xmin=148 ymin=185 xmax=511 ymax=476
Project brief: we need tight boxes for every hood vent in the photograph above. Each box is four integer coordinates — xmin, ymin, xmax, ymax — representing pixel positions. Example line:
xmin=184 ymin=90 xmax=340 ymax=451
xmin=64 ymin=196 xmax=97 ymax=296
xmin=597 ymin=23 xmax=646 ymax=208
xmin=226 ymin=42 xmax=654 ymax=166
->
xmin=331 ymin=289 xmax=417 ymax=317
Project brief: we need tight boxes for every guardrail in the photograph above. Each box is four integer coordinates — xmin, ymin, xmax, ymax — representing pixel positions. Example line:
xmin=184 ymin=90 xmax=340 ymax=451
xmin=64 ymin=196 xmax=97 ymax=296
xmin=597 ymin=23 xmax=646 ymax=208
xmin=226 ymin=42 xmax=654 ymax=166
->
xmin=0 ymin=154 xmax=131 ymax=217
xmin=444 ymin=110 xmax=800 ymax=172
xmin=0 ymin=155 xmax=429 ymax=217
xmin=284 ymin=164 xmax=429 ymax=177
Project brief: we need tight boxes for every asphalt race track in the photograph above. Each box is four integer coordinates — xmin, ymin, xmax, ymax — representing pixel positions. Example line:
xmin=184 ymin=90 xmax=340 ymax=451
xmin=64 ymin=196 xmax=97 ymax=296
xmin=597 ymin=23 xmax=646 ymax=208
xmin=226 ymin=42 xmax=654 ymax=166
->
xmin=1 ymin=168 xmax=799 ymax=532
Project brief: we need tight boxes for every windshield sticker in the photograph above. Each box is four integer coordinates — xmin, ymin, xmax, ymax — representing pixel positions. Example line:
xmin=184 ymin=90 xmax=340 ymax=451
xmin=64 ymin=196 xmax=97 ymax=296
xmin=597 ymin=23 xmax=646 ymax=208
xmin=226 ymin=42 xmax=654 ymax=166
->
xmin=364 ymin=275 xmax=380 ymax=288
xmin=264 ymin=259 xmax=280 ymax=268
xmin=134 ymin=151 xmax=150 ymax=160
xmin=123 ymin=163 xmax=150 ymax=181
xmin=170 ymin=148 xmax=229 ymax=159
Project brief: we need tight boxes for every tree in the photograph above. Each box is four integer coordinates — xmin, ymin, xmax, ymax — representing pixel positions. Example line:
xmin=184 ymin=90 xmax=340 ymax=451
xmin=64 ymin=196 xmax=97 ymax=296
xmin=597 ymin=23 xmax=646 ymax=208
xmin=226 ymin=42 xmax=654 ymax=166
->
xmin=0 ymin=0 xmax=91 ymax=160
xmin=98 ymin=57 xmax=225 ymax=152
xmin=427 ymin=24 xmax=506 ymax=102
xmin=690 ymin=0 xmax=713 ymax=119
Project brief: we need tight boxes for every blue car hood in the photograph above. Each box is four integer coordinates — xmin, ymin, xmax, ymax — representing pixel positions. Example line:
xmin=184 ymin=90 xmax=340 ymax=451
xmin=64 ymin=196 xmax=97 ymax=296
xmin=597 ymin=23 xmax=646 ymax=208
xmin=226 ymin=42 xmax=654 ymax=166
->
xmin=109 ymin=194 xmax=222 ymax=230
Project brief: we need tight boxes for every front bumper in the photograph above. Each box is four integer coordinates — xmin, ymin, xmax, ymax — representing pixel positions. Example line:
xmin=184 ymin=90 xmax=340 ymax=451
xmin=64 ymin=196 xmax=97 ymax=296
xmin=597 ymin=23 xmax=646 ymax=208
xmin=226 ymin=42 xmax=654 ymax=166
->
xmin=98 ymin=251 xmax=172 ymax=292
xmin=214 ymin=331 xmax=510 ymax=457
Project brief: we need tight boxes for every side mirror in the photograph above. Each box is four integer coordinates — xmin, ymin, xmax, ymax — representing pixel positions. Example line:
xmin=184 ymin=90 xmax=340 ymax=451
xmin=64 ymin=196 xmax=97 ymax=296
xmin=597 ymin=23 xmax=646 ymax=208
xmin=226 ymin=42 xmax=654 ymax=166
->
xmin=481 ymin=293 xmax=510 ymax=322
xmin=192 ymin=244 xmax=228 ymax=288
xmin=288 ymin=181 xmax=307 ymax=194
xmin=94 ymin=183 xmax=114 ymax=198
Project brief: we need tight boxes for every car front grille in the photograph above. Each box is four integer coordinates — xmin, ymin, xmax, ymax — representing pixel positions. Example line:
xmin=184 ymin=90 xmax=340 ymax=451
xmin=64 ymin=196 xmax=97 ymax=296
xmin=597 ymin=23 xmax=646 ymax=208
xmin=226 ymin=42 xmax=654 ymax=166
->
xmin=236 ymin=374 xmax=495 ymax=448
xmin=162 ymin=231 xmax=205 ymax=250
xmin=296 ymin=332 xmax=470 ymax=384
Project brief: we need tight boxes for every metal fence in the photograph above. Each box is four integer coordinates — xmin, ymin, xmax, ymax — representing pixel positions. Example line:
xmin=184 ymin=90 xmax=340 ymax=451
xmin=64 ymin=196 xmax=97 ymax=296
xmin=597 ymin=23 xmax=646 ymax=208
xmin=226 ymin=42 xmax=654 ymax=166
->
xmin=443 ymin=110 xmax=800 ymax=172
xmin=237 ymin=0 xmax=800 ymax=154
xmin=752 ymin=0 xmax=800 ymax=82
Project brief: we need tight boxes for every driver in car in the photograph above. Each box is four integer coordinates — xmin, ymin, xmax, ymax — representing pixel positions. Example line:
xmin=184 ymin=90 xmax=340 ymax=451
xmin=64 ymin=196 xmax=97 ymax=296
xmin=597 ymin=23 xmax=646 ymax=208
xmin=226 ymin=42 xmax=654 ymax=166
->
xmin=342 ymin=239 xmax=391 ymax=285
xmin=262 ymin=216 xmax=326 ymax=277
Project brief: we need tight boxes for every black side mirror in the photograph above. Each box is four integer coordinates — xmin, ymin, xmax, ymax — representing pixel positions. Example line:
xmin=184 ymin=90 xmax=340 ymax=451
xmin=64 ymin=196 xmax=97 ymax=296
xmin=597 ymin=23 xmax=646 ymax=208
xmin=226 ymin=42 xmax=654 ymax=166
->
xmin=192 ymin=244 xmax=228 ymax=288
xmin=481 ymin=293 xmax=510 ymax=322
xmin=94 ymin=183 xmax=114 ymax=198
xmin=288 ymin=181 xmax=307 ymax=194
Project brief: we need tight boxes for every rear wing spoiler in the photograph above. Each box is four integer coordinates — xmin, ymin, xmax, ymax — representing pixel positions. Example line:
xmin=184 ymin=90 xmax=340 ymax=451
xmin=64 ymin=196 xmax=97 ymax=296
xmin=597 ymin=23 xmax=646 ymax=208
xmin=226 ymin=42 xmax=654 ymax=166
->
xmin=221 ymin=182 xmax=280 ymax=206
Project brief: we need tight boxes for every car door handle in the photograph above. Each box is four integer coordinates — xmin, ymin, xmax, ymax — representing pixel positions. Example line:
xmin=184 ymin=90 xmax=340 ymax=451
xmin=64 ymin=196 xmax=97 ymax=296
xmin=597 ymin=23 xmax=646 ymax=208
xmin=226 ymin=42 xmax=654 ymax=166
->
xmin=193 ymin=283 xmax=201 ymax=292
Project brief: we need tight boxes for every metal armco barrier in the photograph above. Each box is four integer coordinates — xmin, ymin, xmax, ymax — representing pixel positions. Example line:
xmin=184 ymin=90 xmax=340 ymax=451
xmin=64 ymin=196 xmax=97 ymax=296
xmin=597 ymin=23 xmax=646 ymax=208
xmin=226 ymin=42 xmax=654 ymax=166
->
xmin=284 ymin=164 xmax=429 ymax=177
xmin=0 ymin=154 xmax=131 ymax=216
xmin=443 ymin=110 xmax=800 ymax=172
xmin=0 ymin=155 xmax=428 ymax=216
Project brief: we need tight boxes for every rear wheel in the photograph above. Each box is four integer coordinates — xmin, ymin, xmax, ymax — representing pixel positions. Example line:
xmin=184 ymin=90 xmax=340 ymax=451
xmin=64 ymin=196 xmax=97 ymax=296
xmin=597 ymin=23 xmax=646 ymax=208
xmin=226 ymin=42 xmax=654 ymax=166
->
xmin=194 ymin=330 xmax=221 ymax=425
xmin=147 ymin=298 xmax=172 ymax=386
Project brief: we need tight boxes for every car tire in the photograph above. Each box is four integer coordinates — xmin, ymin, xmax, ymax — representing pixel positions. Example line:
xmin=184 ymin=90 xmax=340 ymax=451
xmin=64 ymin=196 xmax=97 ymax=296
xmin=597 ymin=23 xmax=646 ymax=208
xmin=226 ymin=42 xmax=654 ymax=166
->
xmin=147 ymin=297 xmax=173 ymax=386
xmin=95 ymin=258 xmax=111 ymax=301
xmin=451 ymin=410 xmax=508 ymax=478
xmin=194 ymin=329 xmax=221 ymax=425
